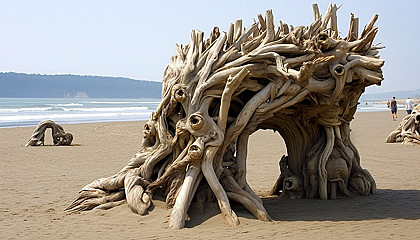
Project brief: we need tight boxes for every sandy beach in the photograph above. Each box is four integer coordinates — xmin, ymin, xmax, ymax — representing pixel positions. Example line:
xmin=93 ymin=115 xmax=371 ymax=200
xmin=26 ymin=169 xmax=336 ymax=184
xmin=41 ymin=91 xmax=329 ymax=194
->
xmin=1 ymin=111 xmax=419 ymax=239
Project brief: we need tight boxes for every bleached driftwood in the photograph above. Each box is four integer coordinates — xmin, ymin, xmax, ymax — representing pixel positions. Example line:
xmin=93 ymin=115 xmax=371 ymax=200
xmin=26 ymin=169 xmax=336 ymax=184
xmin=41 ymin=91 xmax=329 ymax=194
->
xmin=25 ymin=120 xmax=73 ymax=146
xmin=386 ymin=105 xmax=420 ymax=145
xmin=67 ymin=4 xmax=383 ymax=229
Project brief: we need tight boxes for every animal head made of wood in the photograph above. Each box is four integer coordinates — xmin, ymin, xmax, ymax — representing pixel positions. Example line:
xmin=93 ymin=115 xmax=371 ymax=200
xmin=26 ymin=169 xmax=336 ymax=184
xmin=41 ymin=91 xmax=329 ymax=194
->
xmin=156 ymin=4 xmax=384 ymax=144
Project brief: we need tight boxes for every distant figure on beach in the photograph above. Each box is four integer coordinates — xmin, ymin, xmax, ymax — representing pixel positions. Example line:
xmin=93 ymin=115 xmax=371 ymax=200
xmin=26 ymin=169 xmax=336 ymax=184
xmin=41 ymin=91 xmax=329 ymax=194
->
xmin=405 ymin=98 xmax=414 ymax=114
xmin=390 ymin=97 xmax=398 ymax=120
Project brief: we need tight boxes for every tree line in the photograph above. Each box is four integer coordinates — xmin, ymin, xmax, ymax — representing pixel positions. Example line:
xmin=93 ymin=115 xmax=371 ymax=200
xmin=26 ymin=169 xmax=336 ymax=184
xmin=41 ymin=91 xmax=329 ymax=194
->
xmin=0 ymin=72 xmax=162 ymax=98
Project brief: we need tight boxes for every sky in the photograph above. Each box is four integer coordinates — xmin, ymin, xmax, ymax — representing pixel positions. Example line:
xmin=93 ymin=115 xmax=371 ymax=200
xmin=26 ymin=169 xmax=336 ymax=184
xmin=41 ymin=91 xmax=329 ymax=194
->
xmin=1 ymin=0 xmax=419 ymax=94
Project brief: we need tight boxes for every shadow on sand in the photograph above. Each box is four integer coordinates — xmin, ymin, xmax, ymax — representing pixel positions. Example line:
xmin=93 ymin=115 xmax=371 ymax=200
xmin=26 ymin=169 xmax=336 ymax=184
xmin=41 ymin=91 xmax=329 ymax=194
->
xmin=186 ymin=189 xmax=420 ymax=227
xmin=263 ymin=189 xmax=420 ymax=221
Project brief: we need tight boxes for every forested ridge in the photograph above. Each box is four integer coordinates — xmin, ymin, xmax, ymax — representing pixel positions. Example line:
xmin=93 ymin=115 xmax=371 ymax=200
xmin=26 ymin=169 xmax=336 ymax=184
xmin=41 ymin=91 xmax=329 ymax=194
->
xmin=0 ymin=72 xmax=162 ymax=98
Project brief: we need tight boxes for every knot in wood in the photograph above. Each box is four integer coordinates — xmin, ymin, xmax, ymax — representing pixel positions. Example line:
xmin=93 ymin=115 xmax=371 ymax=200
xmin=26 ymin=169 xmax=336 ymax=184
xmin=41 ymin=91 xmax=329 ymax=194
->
xmin=316 ymin=32 xmax=331 ymax=51
xmin=188 ymin=143 xmax=203 ymax=160
xmin=172 ymin=84 xmax=187 ymax=102
xmin=188 ymin=113 xmax=205 ymax=131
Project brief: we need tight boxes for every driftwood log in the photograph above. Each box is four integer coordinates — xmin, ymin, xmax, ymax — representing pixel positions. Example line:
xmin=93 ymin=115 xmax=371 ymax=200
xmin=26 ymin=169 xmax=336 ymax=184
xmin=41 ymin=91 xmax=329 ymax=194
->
xmin=386 ymin=105 xmax=420 ymax=145
xmin=26 ymin=120 xmax=73 ymax=146
xmin=67 ymin=4 xmax=384 ymax=229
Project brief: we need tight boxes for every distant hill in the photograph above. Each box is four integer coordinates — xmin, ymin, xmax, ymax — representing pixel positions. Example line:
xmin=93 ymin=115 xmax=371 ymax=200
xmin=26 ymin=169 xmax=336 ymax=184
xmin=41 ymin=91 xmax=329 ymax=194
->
xmin=0 ymin=72 xmax=162 ymax=98
xmin=361 ymin=88 xmax=420 ymax=101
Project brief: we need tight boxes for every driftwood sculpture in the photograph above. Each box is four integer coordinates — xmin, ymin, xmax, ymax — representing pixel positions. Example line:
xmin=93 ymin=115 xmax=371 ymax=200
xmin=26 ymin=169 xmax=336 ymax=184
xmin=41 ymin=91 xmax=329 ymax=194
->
xmin=25 ymin=120 xmax=73 ymax=146
xmin=67 ymin=4 xmax=383 ymax=229
xmin=386 ymin=105 xmax=420 ymax=145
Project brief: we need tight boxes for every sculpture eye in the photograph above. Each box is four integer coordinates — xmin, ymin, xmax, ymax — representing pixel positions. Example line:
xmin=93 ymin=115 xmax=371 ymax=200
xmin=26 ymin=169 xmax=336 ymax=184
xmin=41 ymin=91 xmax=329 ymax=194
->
xmin=285 ymin=179 xmax=294 ymax=189
xmin=189 ymin=114 xmax=204 ymax=130
xmin=188 ymin=142 xmax=203 ymax=160
xmin=333 ymin=65 xmax=345 ymax=76
xmin=318 ymin=32 xmax=328 ymax=42
xmin=190 ymin=145 xmax=199 ymax=152
xmin=173 ymin=84 xmax=187 ymax=102
xmin=177 ymin=89 xmax=184 ymax=97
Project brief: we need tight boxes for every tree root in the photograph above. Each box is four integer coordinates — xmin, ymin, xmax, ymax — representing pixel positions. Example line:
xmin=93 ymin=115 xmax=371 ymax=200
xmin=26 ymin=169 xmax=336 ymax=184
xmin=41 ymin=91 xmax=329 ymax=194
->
xmin=66 ymin=190 xmax=125 ymax=213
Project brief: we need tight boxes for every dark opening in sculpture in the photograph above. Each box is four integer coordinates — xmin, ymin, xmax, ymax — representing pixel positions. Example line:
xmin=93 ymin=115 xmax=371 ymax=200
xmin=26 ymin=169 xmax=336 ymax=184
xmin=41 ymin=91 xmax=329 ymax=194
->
xmin=67 ymin=4 xmax=384 ymax=229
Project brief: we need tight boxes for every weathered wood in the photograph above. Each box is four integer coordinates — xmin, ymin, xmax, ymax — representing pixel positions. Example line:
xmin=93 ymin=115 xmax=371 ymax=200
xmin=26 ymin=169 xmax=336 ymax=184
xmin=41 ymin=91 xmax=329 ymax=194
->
xmin=67 ymin=4 xmax=384 ymax=229
xmin=26 ymin=120 xmax=73 ymax=146
xmin=169 ymin=161 xmax=201 ymax=229
xmin=386 ymin=105 xmax=420 ymax=145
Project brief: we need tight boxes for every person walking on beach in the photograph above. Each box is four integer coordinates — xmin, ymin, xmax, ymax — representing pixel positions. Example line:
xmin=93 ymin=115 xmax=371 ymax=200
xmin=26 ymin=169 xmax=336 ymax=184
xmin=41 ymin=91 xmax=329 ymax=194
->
xmin=390 ymin=96 xmax=398 ymax=120
xmin=405 ymin=98 xmax=414 ymax=114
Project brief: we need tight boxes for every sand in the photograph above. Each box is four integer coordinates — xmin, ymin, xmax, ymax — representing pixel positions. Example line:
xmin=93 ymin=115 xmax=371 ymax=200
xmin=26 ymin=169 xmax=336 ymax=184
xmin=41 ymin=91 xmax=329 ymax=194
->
xmin=1 ymin=111 xmax=419 ymax=239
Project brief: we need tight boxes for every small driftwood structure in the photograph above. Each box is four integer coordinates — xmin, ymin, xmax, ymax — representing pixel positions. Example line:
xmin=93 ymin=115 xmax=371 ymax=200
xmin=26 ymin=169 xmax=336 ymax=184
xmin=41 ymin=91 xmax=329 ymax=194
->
xmin=67 ymin=4 xmax=384 ymax=229
xmin=386 ymin=105 xmax=420 ymax=145
xmin=25 ymin=120 xmax=73 ymax=146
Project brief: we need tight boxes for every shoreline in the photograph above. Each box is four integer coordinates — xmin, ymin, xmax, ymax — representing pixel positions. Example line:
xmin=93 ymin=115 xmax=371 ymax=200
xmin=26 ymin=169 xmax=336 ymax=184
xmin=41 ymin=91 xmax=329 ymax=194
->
xmin=3 ymin=97 xmax=413 ymax=129
xmin=0 ymin=97 xmax=160 ymax=129
xmin=0 ymin=118 xmax=150 ymax=129
xmin=1 ymin=111 xmax=419 ymax=239
xmin=0 ymin=110 xmax=399 ymax=129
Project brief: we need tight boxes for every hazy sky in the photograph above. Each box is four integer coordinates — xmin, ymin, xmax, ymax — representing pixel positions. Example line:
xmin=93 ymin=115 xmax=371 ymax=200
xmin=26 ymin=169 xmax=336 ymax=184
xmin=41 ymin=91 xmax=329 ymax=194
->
xmin=1 ymin=0 xmax=419 ymax=94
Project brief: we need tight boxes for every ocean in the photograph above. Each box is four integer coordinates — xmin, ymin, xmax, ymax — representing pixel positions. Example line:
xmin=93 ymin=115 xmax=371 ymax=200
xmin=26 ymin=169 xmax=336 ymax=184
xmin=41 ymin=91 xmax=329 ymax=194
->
xmin=0 ymin=98 xmax=395 ymax=128
xmin=0 ymin=98 xmax=160 ymax=128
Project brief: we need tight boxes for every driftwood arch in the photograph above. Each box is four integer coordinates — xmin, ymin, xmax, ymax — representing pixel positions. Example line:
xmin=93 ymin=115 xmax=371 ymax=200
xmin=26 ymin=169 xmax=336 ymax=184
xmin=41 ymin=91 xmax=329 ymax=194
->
xmin=67 ymin=4 xmax=384 ymax=229
xmin=26 ymin=120 xmax=73 ymax=146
